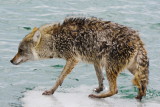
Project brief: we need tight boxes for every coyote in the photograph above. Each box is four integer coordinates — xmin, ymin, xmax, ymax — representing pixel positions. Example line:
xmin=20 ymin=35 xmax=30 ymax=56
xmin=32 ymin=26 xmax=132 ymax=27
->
xmin=11 ymin=17 xmax=149 ymax=100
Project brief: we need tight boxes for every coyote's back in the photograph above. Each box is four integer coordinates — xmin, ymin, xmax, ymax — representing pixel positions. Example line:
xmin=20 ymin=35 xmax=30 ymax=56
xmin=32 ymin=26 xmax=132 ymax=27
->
xmin=53 ymin=18 xmax=140 ymax=62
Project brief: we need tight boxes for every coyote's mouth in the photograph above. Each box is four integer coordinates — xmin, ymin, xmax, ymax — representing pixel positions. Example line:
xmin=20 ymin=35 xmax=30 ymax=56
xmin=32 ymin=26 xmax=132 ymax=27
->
xmin=10 ymin=56 xmax=29 ymax=65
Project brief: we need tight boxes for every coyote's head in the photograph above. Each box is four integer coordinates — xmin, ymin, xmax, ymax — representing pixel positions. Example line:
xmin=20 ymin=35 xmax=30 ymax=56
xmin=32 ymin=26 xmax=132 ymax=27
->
xmin=10 ymin=27 xmax=41 ymax=65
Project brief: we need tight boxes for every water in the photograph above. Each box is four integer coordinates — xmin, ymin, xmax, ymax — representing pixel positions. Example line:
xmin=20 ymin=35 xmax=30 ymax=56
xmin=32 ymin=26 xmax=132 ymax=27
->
xmin=0 ymin=0 xmax=160 ymax=107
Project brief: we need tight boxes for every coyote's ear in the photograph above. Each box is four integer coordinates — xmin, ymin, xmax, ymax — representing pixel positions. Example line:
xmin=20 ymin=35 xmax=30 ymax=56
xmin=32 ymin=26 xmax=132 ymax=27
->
xmin=33 ymin=30 xmax=41 ymax=46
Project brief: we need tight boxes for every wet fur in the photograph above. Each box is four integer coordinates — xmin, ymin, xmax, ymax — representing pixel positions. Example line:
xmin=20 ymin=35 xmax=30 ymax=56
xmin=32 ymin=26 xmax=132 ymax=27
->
xmin=11 ymin=17 xmax=149 ymax=100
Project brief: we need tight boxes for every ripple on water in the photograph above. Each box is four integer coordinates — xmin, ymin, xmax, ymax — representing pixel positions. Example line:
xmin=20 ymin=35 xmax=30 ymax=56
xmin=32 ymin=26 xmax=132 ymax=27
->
xmin=50 ymin=64 xmax=64 ymax=69
xmin=150 ymin=23 xmax=160 ymax=31
xmin=119 ymin=86 xmax=160 ymax=100
xmin=23 ymin=27 xmax=32 ymax=30
xmin=146 ymin=89 xmax=160 ymax=99
xmin=119 ymin=86 xmax=137 ymax=99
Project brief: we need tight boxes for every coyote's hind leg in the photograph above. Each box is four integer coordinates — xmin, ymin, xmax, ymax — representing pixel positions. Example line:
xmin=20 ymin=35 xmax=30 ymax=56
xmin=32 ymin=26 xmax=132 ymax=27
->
xmin=89 ymin=65 xmax=119 ymax=98
xmin=128 ymin=47 xmax=149 ymax=101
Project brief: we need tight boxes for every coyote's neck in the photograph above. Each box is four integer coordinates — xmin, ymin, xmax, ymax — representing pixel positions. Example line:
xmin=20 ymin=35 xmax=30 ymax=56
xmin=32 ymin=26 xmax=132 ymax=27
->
xmin=34 ymin=24 xmax=60 ymax=59
xmin=39 ymin=23 xmax=60 ymax=36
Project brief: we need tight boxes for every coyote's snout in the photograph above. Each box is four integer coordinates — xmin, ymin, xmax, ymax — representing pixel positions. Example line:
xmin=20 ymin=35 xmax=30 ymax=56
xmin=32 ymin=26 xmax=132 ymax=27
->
xmin=11 ymin=17 xmax=149 ymax=100
xmin=10 ymin=52 xmax=26 ymax=65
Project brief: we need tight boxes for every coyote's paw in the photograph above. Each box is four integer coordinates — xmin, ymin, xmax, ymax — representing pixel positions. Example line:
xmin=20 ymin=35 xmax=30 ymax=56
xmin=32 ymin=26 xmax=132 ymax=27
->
xmin=93 ymin=87 xmax=103 ymax=93
xmin=135 ymin=95 xmax=142 ymax=101
xmin=88 ymin=94 xmax=98 ymax=98
xmin=42 ymin=90 xmax=54 ymax=95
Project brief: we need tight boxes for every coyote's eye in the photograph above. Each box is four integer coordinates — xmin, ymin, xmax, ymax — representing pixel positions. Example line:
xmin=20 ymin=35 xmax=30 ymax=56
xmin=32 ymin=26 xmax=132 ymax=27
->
xmin=19 ymin=49 xmax=23 ymax=53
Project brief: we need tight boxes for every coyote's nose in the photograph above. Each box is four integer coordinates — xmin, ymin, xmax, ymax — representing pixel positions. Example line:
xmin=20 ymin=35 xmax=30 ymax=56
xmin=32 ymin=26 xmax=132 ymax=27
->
xmin=10 ymin=59 xmax=17 ymax=65
xmin=10 ymin=59 xmax=13 ymax=64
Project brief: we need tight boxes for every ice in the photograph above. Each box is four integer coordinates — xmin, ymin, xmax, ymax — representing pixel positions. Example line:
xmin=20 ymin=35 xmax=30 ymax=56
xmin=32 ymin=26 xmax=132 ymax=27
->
xmin=21 ymin=85 xmax=160 ymax=107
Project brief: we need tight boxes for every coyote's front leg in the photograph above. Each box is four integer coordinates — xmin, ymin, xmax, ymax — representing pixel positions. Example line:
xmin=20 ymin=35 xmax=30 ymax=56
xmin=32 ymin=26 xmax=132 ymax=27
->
xmin=42 ymin=58 xmax=79 ymax=95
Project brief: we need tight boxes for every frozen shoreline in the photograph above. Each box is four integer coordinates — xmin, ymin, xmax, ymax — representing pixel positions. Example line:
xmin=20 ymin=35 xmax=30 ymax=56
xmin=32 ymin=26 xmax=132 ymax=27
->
xmin=21 ymin=85 xmax=160 ymax=107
